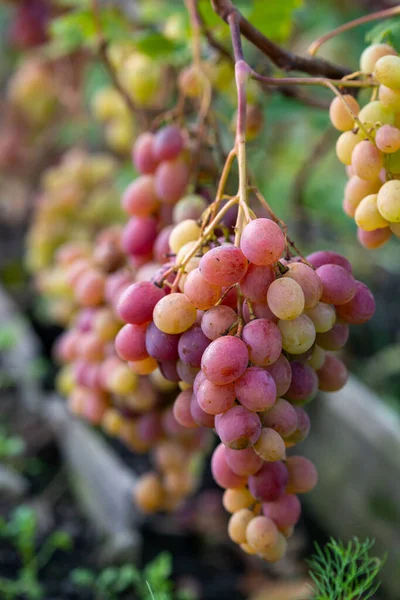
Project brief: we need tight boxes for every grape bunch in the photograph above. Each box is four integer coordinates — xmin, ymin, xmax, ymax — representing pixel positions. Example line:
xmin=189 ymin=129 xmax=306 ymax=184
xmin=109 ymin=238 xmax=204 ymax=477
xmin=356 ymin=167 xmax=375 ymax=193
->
xmin=332 ymin=42 xmax=400 ymax=248
xmin=115 ymin=202 xmax=375 ymax=560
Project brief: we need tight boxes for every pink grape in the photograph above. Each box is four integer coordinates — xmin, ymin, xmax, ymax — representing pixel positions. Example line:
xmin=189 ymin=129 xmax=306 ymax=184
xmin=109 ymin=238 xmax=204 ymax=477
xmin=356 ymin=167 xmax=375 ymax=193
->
xmin=336 ymin=281 xmax=375 ymax=324
xmin=262 ymin=494 xmax=301 ymax=529
xmin=216 ymin=405 xmax=261 ymax=449
xmin=240 ymin=219 xmax=285 ymax=266
xmin=137 ymin=412 xmax=163 ymax=443
xmin=115 ymin=323 xmax=148 ymax=361
xmin=317 ymin=354 xmax=348 ymax=392
xmin=224 ymin=446 xmax=263 ymax=476
xmin=375 ymin=124 xmax=400 ymax=153
xmin=122 ymin=175 xmax=160 ymax=217
xmin=240 ymin=263 xmax=275 ymax=302
xmin=196 ymin=379 xmax=236 ymax=415
xmin=199 ymin=245 xmax=248 ymax=287
xmin=286 ymin=456 xmax=318 ymax=494
xmin=145 ymin=321 xmax=180 ymax=361
xmin=261 ymin=398 xmax=297 ymax=438
xmin=133 ymin=132 xmax=158 ymax=174
xmin=178 ymin=326 xmax=210 ymax=368
xmin=201 ymin=336 xmax=249 ymax=385
xmin=162 ymin=406 xmax=190 ymax=438
xmin=190 ymin=394 xmax=215 ymax=428
xmin=117 ymin=281 xmax=165 ymax=325
xmin=152 ymin=125 xmax=184 ymax=162
xmin=306 ymin=250 xmax=352 ymax=273
xmin=284 ymin=362 xmax=318 ymax=404
xmin=283 ymin=262 xmax=322 ymax=308
xmin=316 ymin=322 xmax=349 ymax=351
xmin=201 ymin=305 xmax=237 ymax=340
xmin=357 ymin=227 xmax=391 ymax=249
xmin=153 ymin=225 xmax=173 ymax=263
xmin=248 ymin=461 xmax=288 ymax=502
xmin=242 ymin=319 xmax=282 ymax=366
xmin=351 ymin=140 xmax=383 ymax=181
xmin=155 ymin=158 xmax=189 ymax=204
xmin=211 ymin=443 xmax=247 ymax=489
xmin=235 ymin=367 xmax=277 ymax=412
xmin=264 ymin=354 xmax=292 ymax=396
xmin=193 ymin=370 xmax=206 ymax=396
xmin=284 ymin=406 xmax=310 ymax=446
xmin=316 ymin=264 xmax=356 ymax=305
xmin=176 ymin=360 xmax=199 ymax=384
xmin=122 ymin=217 xmax=158 ymax=257
xmin=173 ymin=389 xmax=198 ymax=428
xmin=184 ymin=268 xmax=222 ymax=310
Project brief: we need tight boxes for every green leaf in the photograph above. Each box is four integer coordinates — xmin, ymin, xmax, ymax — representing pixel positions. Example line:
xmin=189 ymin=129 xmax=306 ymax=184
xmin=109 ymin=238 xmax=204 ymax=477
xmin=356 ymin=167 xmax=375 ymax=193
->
xmin=113 ymin=565 xmax=141 ymax=592
xmin=48 ymin=531 xmax=72 ymax=551
xmin=97 ymin=567 xmax=120 ymax=592
xmin=71 ymin=568 xmax=96 ymax=588
xmin=366 ymin=18 xmax=400 ymax=52
xmin=135 ymin=31 xmax=181 ymax=59
xmin=144 ymin=552 xmax=172 ymax=586
xmin=248 ymin=0 xmax=304 ymax=43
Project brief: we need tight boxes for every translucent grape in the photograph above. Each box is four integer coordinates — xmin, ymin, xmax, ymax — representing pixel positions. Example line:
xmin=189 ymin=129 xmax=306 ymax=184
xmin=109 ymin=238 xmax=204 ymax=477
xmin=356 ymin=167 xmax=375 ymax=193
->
xmin=307 ymin=344 xmax=326 ymax=370
xmin=336 ymin=130 xmax=363 ymax=165
xmin=262 ymin=493 xmax=301 ymax=529
xmin=199 ymin=245 xmax=248 ymax=287
xmin=374 ymin=55 xmax=400 ymax=89
xmin=286 ymin=456 xmax=318 ymax=494
xmin=169 ymin=219 xmax=201 ymax=254
xmin=216 ymin=404 xmax=261 ymax=449
xmin=355 ymin=193 xmax=389 ymax=231
xmin=211 ymin=443 xmax=247 ymax=489
xmin=152 ymin=125 xmax=184 ymax=162
xmin=173 ymin=194 xmax=207 ymax=224
xmin=261 ymin=398 xmax=297 ymax=438
xmin=305 ymin=302 xmax=336 ymax=333
xmin=115 ymin=323 xmax=148 ymax=362
xmin=253 ymin=428 xmax=286 ymax=461
xmin=264 ymin=354 xmax=292 ymax=397
xmin=201 ymin=336 xmax=249 ymax=385
xmin=201 ymin=305 xmax=237 ymax=340
xmin=155 ymin=158 xmax=189 ymax=204
xmin=316 ymin=264 xmax=356 ymax=305
xmin=228 ymin=508 xmax=255 ymax=544
xmin=235 ymin=367 xmax=277 ymax=412
xmin=357 ymin=226 xmax=392 ymax=248
xmin=196 ymin=379 xmax=236 ymax=415
xmin=122 ymin=217 xmax=158 ymax=257
xmin=240 ymin=219 xmax=285 ymax=266
xmin=358 ymin=100 xmax=395 ymax=127
xmin=224 ymin=446 xmax=263 ymax=476
xmin=360 ymin=43 xmax=397 ymax=73
xmin=267 ymin=278 xmax=305 ymax=320
xmin=351 ymin=141 xmax=383 ymax=182
xmin=242 ymin=318 xmax=282 ymax=366
xmin=184 ymin=268 xmax=221 ymax=310
xmin=248 ymin=461 xmax=288 ymax=502
xmin=239 ymin=263 xmax=275 ymax=302
xmin=329 ymin=95 xmax=359 ymax=131
xmin=173 ymin=389 xmax=198 ymax=428
xmin=317 ymin=354 xmax=348 ymax=392
xmin=118 ymin=281 xmax=165 ymax=325
xmin=133 ymin=132 xmax=158 ymax=174
xmin=223 ymin=488 xmax=255 ymax=513
xmin=306 ymin=250 xmax=352 ymax=273
xmin=153 ymin=293 xmax=197 ymax=334
xmin=336 ymin=281 xmax=375 ymax=324
xmin=316 ymin=322 xmax=349 ymax=351
xmin=284 ymin=361 xmax=318 ymax=404
xmin=283 ymin=262 xmax=322 ymax=309
xmin=278 ymin=315 xmax=316 ymax=355
xmin=122 ymin=175 xmax=160 ymax=217
xmin=377 ymin=179 xmax=400 ymax=222
xmin=178 ymin=325 xmax=210 ymax=367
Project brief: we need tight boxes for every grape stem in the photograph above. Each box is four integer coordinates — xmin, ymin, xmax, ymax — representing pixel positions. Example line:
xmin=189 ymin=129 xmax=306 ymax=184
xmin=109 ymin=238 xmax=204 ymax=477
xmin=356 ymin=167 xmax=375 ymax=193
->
xmin=308 ymin=5 xmax=400 ymax=57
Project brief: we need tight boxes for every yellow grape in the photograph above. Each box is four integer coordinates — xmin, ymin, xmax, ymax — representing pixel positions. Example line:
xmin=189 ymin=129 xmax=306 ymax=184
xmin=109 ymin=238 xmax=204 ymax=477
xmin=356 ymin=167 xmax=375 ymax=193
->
xmin=253 ymin=428 xmax=286 ymax=461
xmin=267 ymin=278 xmax=305 ymax=320
xmin=336 ymin=130 xmax=363 ymax=165
xmin=258 ymin=532 xmax=288 ymax=562
xmin=223 ymin=488 xmax=255 ymax=513
xmin=329 ymin=95 xmax=360 ymax=131
xmin=305 ymin=302 xmax=336 ymax=333
xmin=240 ymin=542 xmax=257 ymax=555
xmin=169 ymin=219 xmax=201 ymax=254
xmin=379 ymin=85 xmax=400 ymax=111
xmin=134 ymin=473 xmax=164 ymax=513
xmin=358 ymin=101 xmax=395 ymax=127
xmin=246 ymin=516 xmax=279 ymax=553
xmin=228 ymin=508 xmax=255 ymax=544
xmin=153 ymin=293 xmax=197 ymax=334
xmin=307 ymin=344 xmax=326 ymax=370
xmin=374 ymin=55 xmax=400 ymax=90
xmin=128 ymin=356 xmax=158 ymax=375
xmin=377 ymin=180 xmax=400 ymax=222
xmin=278 ymin=315 xmax=316 ymax=354
xmin=355 ymin=194 xmax=389 ymax=231
xmin=360 ymin=43 xmax=397 ymax=73
xmin=344 ymin=176 xmax=381 ymax=217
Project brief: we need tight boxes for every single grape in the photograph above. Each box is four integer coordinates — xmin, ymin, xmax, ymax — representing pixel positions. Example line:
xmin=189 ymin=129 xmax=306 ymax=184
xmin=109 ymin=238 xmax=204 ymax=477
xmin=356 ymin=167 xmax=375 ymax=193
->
xmin=246 ymin=515 xmax=279 ymax=553
xmin=152 ymin=125 xmax=184 ymax=162
xmin=316 ymin=322 xmax=349 ymax=351
xmin=122 ymin=175 xmax=160 ymax=217
xmin=145 ymin=321 xmax=180 ymax=361
xmin=305 ymin=302 xmax=336 ymax=333
xmin=153 ymin=293 xmax=197 ymax=334
xmin=118 ymin=281 xmax=165 ymax=325
xmin=329 ymin=95 xmax=360 ymax=131
xmin=357 ymin=226 xmax=392 ymax=248
xmin=211 ymin=443 xmax=247 ymax=489
xmin=316 ymin=264 xmax=356 ymax=305
xmin=242 ymin=318 xmax=282 ymax=366
xmin=216 ymin=404 xmax=261 ymax=449
xmin=336 ymin=130 xmax=363 ymax=165
xmin=134 ymin=472 xmax=164 ymax=513
xmin=317 ymin=354 xmax=348 ymax=392
xmin=358 ymin=100 xmax=395 ymax=127
xmin=228 ymin=508 xmax=255 ymax=544
xmin=169 ymin=219 xmax=201 ymax=254
xmin=336 ymin=281 xmax=375 ymax=324
xmin=283 ymin=262 xmax=322 ymax=309
xmin=278 ymin=315 xmax=316 ymax=355
xmin=286 ymin=456 xmax=318 ymax=494
xmin=177 ymin=325 xmax=210 ymax=368
xmin=351 ymin=141 xmax=383 ymax=182
xmin=173 ymin=389 xmax=198 ymax=428
xmin=262 ymin=493 xmax=301 ymax=529
xmin=201 ymin=336 xmax=249 ymax=385
xmin=75 ymin=270 xmax=105 ymax=307
xmin=307 ymin=344 xmax=326 ymax=370
xmin=264 ymin=354 xmax=292 ymax=397
xmin=173 ymin=194 xmax=207 ymax=224
xmin=122 ymin=217 xmax=158 ymax=257
xmin=184 ymin=268 xmax=221 ymax=310
xmin=259 ymin=532 xmax=288 ymax=562
xmin=190 ymin=394 xmax=215 ymax=428
xmin=360 ymin=43 xmax=397 ymax=73
xmin=128 ymin=355 xmax=158 ymax=376
xmin=344 ymin=176 xmax=382 ymax=217
xmin=133 ymin=132 xmax=158 ymax=174
xmin=155 ymin=157 xmax=189 ymax=204
xmin=240 ymin=219 xmax=285 ymax=266
xmin=267 ymin=277 xmax=305 ymax=320
xmin=377 ymin=179 xmax=400 ymax=222
xmin=306 ymin=250 xmax=352 ymax=273
xmin=196 ymin=379 xmax=236 ymax=415
xmin=284 ymin=406 xmax=310 ymax=446
xmin=201 ymin=305 xmax=237 ymax=340
xmin=253 ymin=427 xmax=286 ymax=461
xmin=235 ymin=367 xmax=277 ymax=412
xmin=248 ymin=461 xmax=288 ymax=502
xmin=158 ymin=359 xmax=181 ymax=382
xmin=115 ymin=323 xmax=148 ymax=362
xmin=284 ymin=361 xmax=318 ymax=404
xmin=379 ymin=84 xmax=400 ymax=110
xmin=261 ymin=398 xmax=297 ymax=438
xmin=374 ymin=55 xmax=400 ymax=89
xmin=223 ymin=488 xmax=255 ymax=513
xmin=355 ymin=193 xmax=389 ymax=231
xmin=224 ymin=446 xmax=263 ymax=476
xmin=176 ymin=359 xmax=199 ymax=384
xmin=199 ymin=245 xmax=248 ymax=287
xmin=239 ymin=263 xmax=275 ymax=302
xmin=375 ymin=124 xmax=400 ymax=153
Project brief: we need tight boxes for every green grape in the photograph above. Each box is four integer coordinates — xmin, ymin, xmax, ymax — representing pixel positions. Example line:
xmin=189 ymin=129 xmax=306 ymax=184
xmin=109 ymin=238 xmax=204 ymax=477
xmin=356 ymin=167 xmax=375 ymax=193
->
xmin=358 ymin=101 xmax=395 ymax=127
xmin=355 ymin=194 xmax=389 ymax=231
xmin=374 ymin=55 xmax=400 ymax=90
xmin=360 ymin=43 xmax=397 ymax=73
xmin=377 ymin=180 xmax=400 ymax=222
